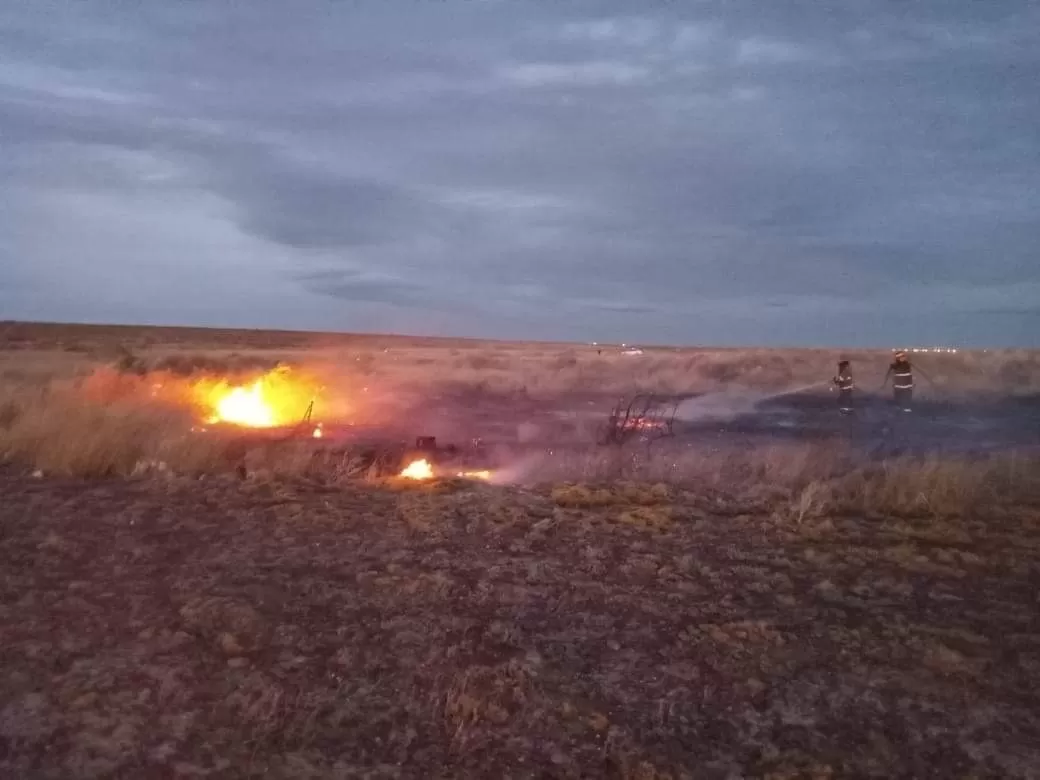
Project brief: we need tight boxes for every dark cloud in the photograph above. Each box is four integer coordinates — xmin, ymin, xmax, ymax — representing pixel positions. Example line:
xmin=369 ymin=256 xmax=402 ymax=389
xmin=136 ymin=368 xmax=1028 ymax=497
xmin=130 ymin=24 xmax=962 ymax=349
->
xmin=1 ymin=0 xmax=1038 ymax=346
xmin=207 ymin=159 xmax=445 ymax=252
xmin=296 ymin=269 xmax=467 ymax=311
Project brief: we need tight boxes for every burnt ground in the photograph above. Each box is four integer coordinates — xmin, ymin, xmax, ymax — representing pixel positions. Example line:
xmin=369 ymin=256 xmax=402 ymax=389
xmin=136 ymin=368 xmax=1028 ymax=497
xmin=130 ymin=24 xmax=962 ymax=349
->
xmin=744 ymin=391 xmax=1040 ymax=457
xmin=374 ymin=387 xmax=1040 ymax=467
xmin=2 ymin=468 xmax=1040 ymax=778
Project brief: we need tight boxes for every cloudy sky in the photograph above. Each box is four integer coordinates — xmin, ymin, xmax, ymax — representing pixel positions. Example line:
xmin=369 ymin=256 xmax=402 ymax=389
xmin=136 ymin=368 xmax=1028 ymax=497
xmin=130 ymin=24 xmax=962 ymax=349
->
xmin=2 ymin=1 xmax=1038 ymax=347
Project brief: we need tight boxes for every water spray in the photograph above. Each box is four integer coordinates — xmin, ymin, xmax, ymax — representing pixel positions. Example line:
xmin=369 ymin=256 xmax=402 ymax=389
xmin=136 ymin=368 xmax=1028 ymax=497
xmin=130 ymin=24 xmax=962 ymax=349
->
xmin=673 ymin=381 xmax=829 ymax=425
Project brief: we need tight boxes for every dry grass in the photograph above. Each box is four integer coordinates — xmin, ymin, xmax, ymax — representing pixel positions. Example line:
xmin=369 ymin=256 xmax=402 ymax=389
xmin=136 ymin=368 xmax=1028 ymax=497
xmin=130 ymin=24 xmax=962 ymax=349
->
xmin=513 ymin=442 xmax=1040 ymax=520
xmin=4 ymin=320 xmax=1040 ymax=399
xmin=0 ymin=375 xmax=234 ymax=478
xmin=3 ymin=374 xmax=1038 ymax=519
xmin=2 ymin=323 xmax=1039 ymax=506
xmin=2 ymin=322 xmax=1040 ymax=776
xmin=2 ymin=467 xmax=1039 ymax=777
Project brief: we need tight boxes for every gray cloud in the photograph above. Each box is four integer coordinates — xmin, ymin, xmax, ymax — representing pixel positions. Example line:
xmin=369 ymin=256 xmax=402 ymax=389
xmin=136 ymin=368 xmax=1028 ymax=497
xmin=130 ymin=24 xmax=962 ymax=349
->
xmin=1 ymin=0 xmax=1038 ymax=346
xmin=208 ymin=159 xmax=444 ymax=252
xmin=296 ymin=268 xmax=473 ymax=311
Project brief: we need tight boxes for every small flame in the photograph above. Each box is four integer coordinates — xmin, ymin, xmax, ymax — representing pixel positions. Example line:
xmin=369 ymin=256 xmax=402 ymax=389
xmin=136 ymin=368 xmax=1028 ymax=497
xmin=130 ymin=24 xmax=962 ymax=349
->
xmin=312 ymin=424 xmax=323 ymax=439
xmin=400 ymin=459 xmax=434 ymax=480
xmin=456 ymin=469 xmax=492 ymax=481
xmin=622 ymin=418 xmax=665 ymax=431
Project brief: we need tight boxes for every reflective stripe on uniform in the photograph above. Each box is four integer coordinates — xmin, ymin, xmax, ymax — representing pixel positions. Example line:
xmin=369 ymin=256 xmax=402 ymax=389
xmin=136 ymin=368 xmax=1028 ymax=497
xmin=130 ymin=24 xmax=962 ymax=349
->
xmin=894 ymin=383 xmax=914 ymax=389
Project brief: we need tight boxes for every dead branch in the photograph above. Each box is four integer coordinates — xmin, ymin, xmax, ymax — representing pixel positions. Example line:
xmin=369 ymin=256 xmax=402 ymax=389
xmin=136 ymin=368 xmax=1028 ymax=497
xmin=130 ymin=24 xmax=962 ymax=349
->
xmin=599 ymin=393 xmax=679 ymax=446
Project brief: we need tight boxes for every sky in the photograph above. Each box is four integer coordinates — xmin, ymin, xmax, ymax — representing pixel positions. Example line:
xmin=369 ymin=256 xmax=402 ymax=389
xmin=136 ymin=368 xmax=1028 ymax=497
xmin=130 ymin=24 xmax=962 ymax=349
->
xmin=1 ymin=1 xmax=1038 ymax=348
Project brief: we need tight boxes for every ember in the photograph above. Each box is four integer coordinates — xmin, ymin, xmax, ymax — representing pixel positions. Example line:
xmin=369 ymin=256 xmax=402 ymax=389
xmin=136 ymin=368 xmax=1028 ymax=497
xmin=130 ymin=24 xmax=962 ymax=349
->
xmin=623 ymin=418 xmax=664 ymax=430
xmin=601 ymin=393 xmax=678 ymax=445
xmin=400 ymin=459 xmax=434 ymax=480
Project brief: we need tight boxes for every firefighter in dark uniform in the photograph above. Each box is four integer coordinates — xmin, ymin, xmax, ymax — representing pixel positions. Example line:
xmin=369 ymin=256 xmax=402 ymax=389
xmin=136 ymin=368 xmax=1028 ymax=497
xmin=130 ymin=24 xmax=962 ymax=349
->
xmin=883 ymin=350 xmax=915 ymax=412
xmin=832 ymin=359 xmax=854 ymax=414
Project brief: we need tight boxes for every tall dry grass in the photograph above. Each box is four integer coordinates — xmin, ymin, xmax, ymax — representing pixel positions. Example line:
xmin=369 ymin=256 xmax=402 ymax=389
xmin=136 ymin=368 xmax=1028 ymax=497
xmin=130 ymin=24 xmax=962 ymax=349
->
xmin=312 ymin=343 xmax=1040 ymax=398
xmin=0 ymin=364 xmax=382 ymax=480
xmin=510 ymin=440 xmax=1040 ymax=518
xmin=0 ymin=385 xmax=224 ymax=478
xmin=4 ymin=374 xmax=1037 ymax=519
xmin=1 ymin=331 xmax=1038 ymax=516
xmin=6 ymin=320 xmax=1040 ymax=398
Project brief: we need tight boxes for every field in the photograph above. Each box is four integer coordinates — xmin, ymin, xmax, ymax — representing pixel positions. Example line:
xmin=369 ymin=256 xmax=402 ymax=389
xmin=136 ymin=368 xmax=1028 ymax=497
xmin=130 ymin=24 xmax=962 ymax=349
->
xmin=2 ymin=321 xmax=1040 ymax=778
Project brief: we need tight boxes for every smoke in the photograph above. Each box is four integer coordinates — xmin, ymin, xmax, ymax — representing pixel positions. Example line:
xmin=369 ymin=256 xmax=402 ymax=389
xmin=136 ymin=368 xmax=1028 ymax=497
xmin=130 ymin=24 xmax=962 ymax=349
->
xmin=483 ymin=457 xmax=534 ymax=485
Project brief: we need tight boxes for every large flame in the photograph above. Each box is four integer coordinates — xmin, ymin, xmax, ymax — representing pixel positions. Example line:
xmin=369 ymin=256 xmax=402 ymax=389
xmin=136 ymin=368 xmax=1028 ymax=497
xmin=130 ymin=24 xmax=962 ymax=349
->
xmin=191 ymin=366 xmax=322 ymax=429
xmin=213 ymin=380 xmax=275 ymax=427
xmin=400 ymin=459 xmax=434 ymax=480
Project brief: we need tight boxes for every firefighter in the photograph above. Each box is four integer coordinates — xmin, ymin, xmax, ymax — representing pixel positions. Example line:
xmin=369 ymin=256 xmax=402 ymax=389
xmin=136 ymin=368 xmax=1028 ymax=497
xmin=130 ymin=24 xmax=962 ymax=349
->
xmin=832 ymin=359 xmax=854 ymax=414
xmin=882 ymin=350 xmax=915 ymax=412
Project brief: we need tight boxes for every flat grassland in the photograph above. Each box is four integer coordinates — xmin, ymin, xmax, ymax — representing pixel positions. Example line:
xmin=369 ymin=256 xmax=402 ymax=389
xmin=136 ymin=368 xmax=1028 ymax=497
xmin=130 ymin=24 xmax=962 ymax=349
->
xmin=2 ymin=321 xmax=1040 ymax=779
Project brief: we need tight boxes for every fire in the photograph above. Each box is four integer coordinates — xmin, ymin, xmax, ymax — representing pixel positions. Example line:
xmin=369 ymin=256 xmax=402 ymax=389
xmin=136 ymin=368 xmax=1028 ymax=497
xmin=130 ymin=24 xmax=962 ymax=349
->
xmin=399 ymin=460 xmax=492 ymax=481
xmin=190 ymin=366 xmax=322 ymax=429
xmin=456 ymin=469 xmax=492 ymax=481
xmin=622 ymin=418 xmax=665 ymax=431
xmin=213 ymin=381 xmax=275 ymax=427
xmin=399 ymin=458 xmax=434 ymax=480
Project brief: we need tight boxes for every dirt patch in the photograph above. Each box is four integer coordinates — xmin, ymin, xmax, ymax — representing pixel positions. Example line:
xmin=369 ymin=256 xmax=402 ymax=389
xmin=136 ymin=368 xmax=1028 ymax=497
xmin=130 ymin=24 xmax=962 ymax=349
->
xmin=2 ymin=470 xmax=1039 ymax=777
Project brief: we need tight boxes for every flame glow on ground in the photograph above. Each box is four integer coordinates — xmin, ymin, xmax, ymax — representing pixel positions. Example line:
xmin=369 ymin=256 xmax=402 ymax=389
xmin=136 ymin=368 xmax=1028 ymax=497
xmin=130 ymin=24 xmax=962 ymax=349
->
xmin=190 ymin=366 xmax=323 ymax=428
xmin=400 ymin=459 xmax=434 ymax=479
xmin=398 ymin=459 xmax=494 ymax=481
xmin=457 ymin=469 xmax=492 ymax=481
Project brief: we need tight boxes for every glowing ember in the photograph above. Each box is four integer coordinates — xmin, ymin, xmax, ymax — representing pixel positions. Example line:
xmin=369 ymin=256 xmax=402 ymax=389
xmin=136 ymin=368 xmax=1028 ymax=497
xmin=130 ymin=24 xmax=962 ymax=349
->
xmin=622 ymin=418 xmax=665 ymax=431
xmin=190 ymin=366 xmax=322 ymax=429
xmin=312 ymin=423 xmax=324 ymax=439
xmin=400 ymin=459 xmax=434 ymax=480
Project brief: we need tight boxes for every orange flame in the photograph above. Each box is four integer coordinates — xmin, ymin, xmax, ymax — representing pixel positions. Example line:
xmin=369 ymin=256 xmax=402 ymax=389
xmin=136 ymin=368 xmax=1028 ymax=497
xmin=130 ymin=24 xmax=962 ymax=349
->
xmin=622 ymin=418 xmax=665 ymax=431
xmin=456 ymin=469 xmax=492 ymax=481
xmin=213 ymin=381 xmax=274 ymax=427
xmin=400 ymin=459 xmax=434 ymax=480
xmin=190 ymin=366 xmax=322 ymax=428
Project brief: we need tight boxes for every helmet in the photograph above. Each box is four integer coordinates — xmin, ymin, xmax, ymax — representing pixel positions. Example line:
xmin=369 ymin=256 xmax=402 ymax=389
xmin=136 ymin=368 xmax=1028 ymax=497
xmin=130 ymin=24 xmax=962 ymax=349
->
xmin=894 ymin=350 xmax=907 ymax=360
